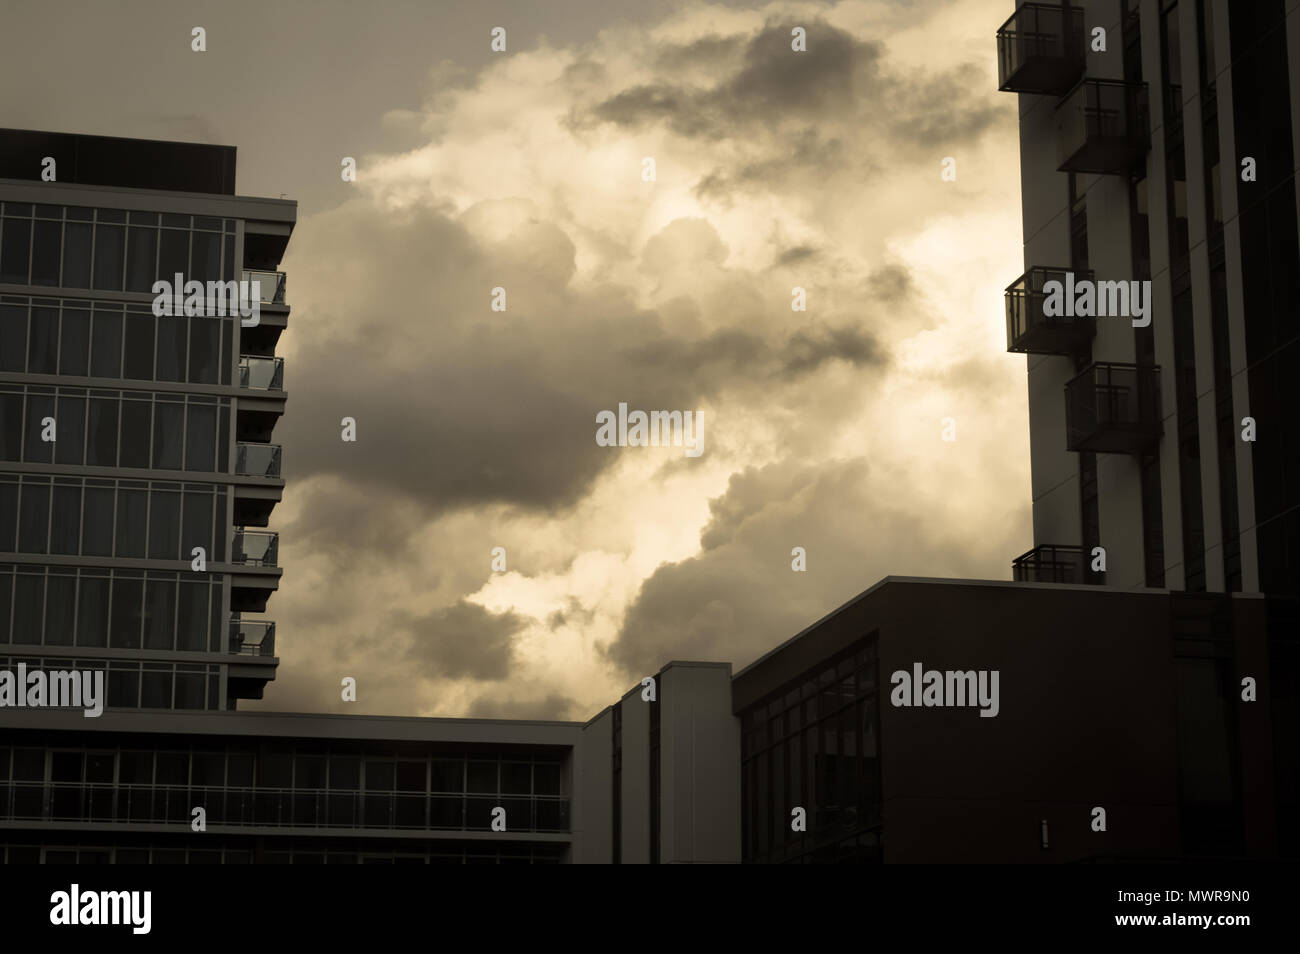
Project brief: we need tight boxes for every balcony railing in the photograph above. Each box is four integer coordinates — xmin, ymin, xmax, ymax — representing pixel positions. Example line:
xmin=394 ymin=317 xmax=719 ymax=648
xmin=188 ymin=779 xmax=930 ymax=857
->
xmin=229 ymin=619 xmax=275 ymax=656
xmin=232 ymin=530 xmax=279 ymax=567
xmin=1005 ymin=266 xmax=1096 ymax=355
xmin=1065 ymin=362 xmax=1162 ymax=454
xmin=238 ymin=355 xmax=285 ymax=390
xmin=1057 ymin=78 xmax=1150 ymax=174
xmin=996 ymin=2 xmax=1085 ymax=95
xmin=1012 ymin=544 xmax=1094 ymax=584
xmin=236 ymin=442 xmax=282 ymax=478
xmin=0 ymin=782 xmax=570 ymax=832
xmin=242 ymin=269 xmax=287 ymax=305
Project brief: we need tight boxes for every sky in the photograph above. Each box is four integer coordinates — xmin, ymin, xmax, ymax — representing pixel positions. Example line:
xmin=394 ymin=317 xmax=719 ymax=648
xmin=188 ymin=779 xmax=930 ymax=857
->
xmin=0 ymin=0 xmax=1031 ymax=721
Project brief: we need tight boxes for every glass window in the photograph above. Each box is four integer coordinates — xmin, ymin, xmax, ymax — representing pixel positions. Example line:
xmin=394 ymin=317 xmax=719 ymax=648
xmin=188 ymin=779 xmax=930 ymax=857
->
xmin=108 ymin=665 xmax=139 ymax=708
xmin=467 ymin=761 xmax=497 ymax=794
xmin=30 ymin=220 xmax=61 ymax=286
xmin=0 ymin=391 xmax=21 ymax=459
xmin=110 ymin=576 xmax=143 ymax=648
xmin=90 ymin=310 xmax=122 ymax=378
xmin=62 ymin=222 xmax=91 ymax=288
xmin=49 ymin=485 xmax=81 ymax=554
xmin=176 ymin=580 xmax=208 ymax=651
xmin=192 ymin=752 xmax=224 ymax=786
xmin=115 ymin=489 xmax=146 ymax=557
xmin=59 ymin=307 xmax=89 ymax=376
xmin=0 ymin=480 xmax=17 ymax=550
xmin=141 ymin=667 xmax=173 ymax=708
xmin=125 ymin=226 xmax=158 ymax=293
xmin=365 ymin=760 xmax=395 ymax=791
xmin=92 ymin=224 xmax=124 ymax=291
xmin=156 ymin=316 xmax=186 ymax=382
xmin=148 ymin=491 xmax=180 ymax=560
xmin=12 ymin=572 xmax=43 ymax=642
xmin=44 ymin=573 xmax=75 ymax=646
xmin=396 ymin=761 xmax=425 ymax=792
xmin=155 ymin=751 xmax=186 ymax=785
xmin=0 ymin=304 xmax=25 ymax=372
xmin=158 ymin=228 xmax=187 ymax=281
xmin=533 ymin=763 xmax=561 ymax=796
xmin=501 ymin=762 xmax=531 ymax=794
xmin=118 ymin=399 xmax=151 ymax=469
xmin=188 ymin=318 xmax=219 ymax=384
xmin=191 ymin=232 xmax=221 ymax=284
xmin=54 ymin=394 xmax=85 ymax=465
xmin=329 ymin=755 xmax=361 ymax=790
xmin=123 ymin=315 xmax=154 ymax=380
xmin=182 ymin=490 xmax=212 ymax=556
xmin=81 ymin=486 xmax=114 ymax=556
xmin=261 ymin=753 xmax=292 ymax=788
xmin=18 ymin=483 xmax=49 ymax=553
xmin=144 ymin=576 xmax=175 ymax=649
xmin=86 ymin=397 xmax=119 ymax=466
xmin=26 ymin=307 xmax=57 ymax=374
xmin=228 ymin=754 xmax=254 ymax=787
xmin=0 ymin=568 xmax=10 ymax=643
xmin=23 ymin=392 xmax=54 ymax=463
xmin=185 ymin=404 xmax=216 ymax=471
xmin=152 ymin=401 xmax=183 ymax=470
xmin=0 ymin=216 xmax=31 ymax=283
xmin=174 ymin=669 xmax=205 ymax=709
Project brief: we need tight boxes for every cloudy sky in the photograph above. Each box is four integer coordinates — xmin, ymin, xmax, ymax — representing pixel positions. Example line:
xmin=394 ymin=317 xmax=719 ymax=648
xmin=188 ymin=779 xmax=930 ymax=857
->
xmin=1 ymin=0 xmax=1031 ymax=721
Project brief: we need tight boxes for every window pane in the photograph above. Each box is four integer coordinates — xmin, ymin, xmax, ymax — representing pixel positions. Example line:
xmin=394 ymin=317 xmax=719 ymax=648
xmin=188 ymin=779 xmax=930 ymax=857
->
xmin=12 ymin=572 xmax=43 ymax=643
xmin=152 ymin=401 xmax=183 ymax=470
xmin=0 ymin=567 xmax=11 ymax=642
xmin=0 ymin=216 xmax=31 ymax=283
xmin=118 ymin=399 xmax=151 ymax=469
xmin=182 ymin=491 xmax=213 ymax=556
xmin=185 ymin=405 xmax=215 ymax=471
xmin=54 ymin=394 xmax=85 ymax=465
xmin=0 ymin=304 xmax=25 ymax=372
xmin=148 ymin=491 xmax=180 ymax=560
xmin=156 ymin=317 xmax=186 ymax=382
xmin=115 ymin=489 xmax=146 ymax=557
xmin=188 ymin=319 xmax=219 ymax=384
xmin=18 ymin=483 xmax=49 ymax=553
xmin=0 ymin=392 xmax=21 ymax=459
xmin=59 ymin=307 xmax=89 ymax=376
xmin=90 ymin=310 xmax=122 ymax=378
xmin=141 ymin=667 xmax=172 ymax=708
xmin=0 ymin=480 xmax=17 ymax=550
xmin=49 ymin=485 xmax=81 ymax=554
xmin=77 ymin=576 xmax=110 ymax=647
xmin=123 ymin=314 xmax=155 ymax=380
xmin=144 ymin=576 xmax=176 ymax=649
xmin=62 ymin=222 xmax=91 ymax=288
xmin=125 ymin=226 xmax=158 ymax=293
xmin=109 ymin=666 xmax=139 ymax=708
xmin=82 ymin=486 xmax=114 ymax=556
xmin=31 ymin=220 xmax=61 ymax=286
xmin=86 ymin=397 xmax=119 ymax=466
xmin=27 ymin=307 xmax=57 ymax=374
xmin=191 ymin=231 xmax=220 ymax=284
xmin=158 ymin=228 xmax=187 ymax=282
xmin=175 ymin=670 xmax=205 ymax=709
xmin=176 ymin=581 xmax=207 ymax=651
xmin=92 ymin=224 xmax=124 ymax=291
xmin=45 ymin=574 xmax=75 ymax=646
xmin=110 ymin=577 xmax=143 ymax=648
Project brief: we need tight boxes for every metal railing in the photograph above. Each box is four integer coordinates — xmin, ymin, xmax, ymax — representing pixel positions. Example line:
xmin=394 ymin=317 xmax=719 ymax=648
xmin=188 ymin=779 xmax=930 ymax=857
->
xmin=241 ymin=269 xmax=287 ymax=305
xmin=1005 ymin=266 xmax=1096 ymax=355
xmin=0 ymin=782 xmax=571 ymax=832
xmin=1012 ymin=544 xmax=1088 ymax=584
xmin=238 ymin=355 xmax=284 ymax=390
xmin=232 ymin=530 xmax=279 ymax=567
xmin=996 ymin=2 xmax=1085 ymax=94
xmin=229 ymin=619 xmax=276 ymax=656
xmin=1065 ymin=362 xmax=1162 ymax=454
xmin=235 ymin=442 xmax=282 ymax=478
xmin=1057 ymin=78 xmax=1150 ymax=174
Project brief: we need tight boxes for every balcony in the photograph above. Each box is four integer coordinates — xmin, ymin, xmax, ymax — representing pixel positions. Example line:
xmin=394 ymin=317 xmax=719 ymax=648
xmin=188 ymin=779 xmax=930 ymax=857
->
xmin=1065 ymin=362 xmax=1162 ymax=454
xmin=242 ymin=269 xmax=287 ymax=305
xmin=996 ymin=3 xmax=1085 ymax=95
xmin=233 ymin=529 xmax=279 ymax=567
xmin=230 ymin=619 xmax=276 ymax=656
xmin=1005 ymin=266 xmax=1096 ymax=355
xmin=236 ymin=442 xmax=282 ymax=478
xmin=239 ymin=355 xmax=284 ymax=390
xmin=1056 ymin=78 xmax=1150 ymax=174
xmin=1012 ymin=544 xmax=1095 ymax=584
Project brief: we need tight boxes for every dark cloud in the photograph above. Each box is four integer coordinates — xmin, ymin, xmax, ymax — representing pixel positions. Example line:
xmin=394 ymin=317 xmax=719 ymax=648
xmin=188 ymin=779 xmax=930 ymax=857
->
xmin=400 ymin=600 xmax=527 ymax=681
xmin=779 ymin=325 xmax=887 ymax=378
xmin=774 ymin=245 xmax=819 ymax=268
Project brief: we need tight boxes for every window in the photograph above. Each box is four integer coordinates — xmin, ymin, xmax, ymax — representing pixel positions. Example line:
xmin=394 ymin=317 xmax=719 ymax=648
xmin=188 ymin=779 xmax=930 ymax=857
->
xmin=90 ymin=311 xmax=122 ymax=378
xmin=62 ymin=222 xmax=91 ymax=288
xmin=82 ymin=486 xmax=114 ymax=556
xmin=123 ymin=314 xmax=155 ymax=380
xmin=86 ymin=397 xmax=119 ymax=466
xmin=1 ymin=215 xmax=31 ymax=283
xmin=0 ymin=305 xmax=25 ymax=372
xmin=110 ymin=576 xmax=143 ymax=648
xmin=125 ymin=225 xmax=158 ymax=293
xmin=27 ymin=306 xmax=57 ymax=373
xmin=114 ymin=489 xmax=146 ymax=558
xmin=148 ymin=491 xmax=180 ymax=560
xmin=31 ymin=220 xmax=61 ymax=286
xmin=54 ymin=395 xmax=85 ymax=465
xmin=92 ymin=224 xmax=124 ymax=291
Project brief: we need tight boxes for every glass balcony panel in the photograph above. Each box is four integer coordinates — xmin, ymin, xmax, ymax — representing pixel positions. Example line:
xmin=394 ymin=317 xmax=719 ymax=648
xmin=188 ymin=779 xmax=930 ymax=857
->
xmin=1065 ymin=362 xmax=1162 ymax=454
xmin=238 ymin=355 xmax=284 ymax=390
xmin=1057 ymin=79 xmax=1151 ymax=174
xmin=228 ymin=618 xmax=276 ymax=656
xmin=241 ymin=269 xmax=286 ymax=305
xmin=235 ymin=442 xmax=282 ymax=478
xmin=232 ymin=529 xmax=279 ymax=566
xmin=1005 ymin=266 xmax=1096 ymax=355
